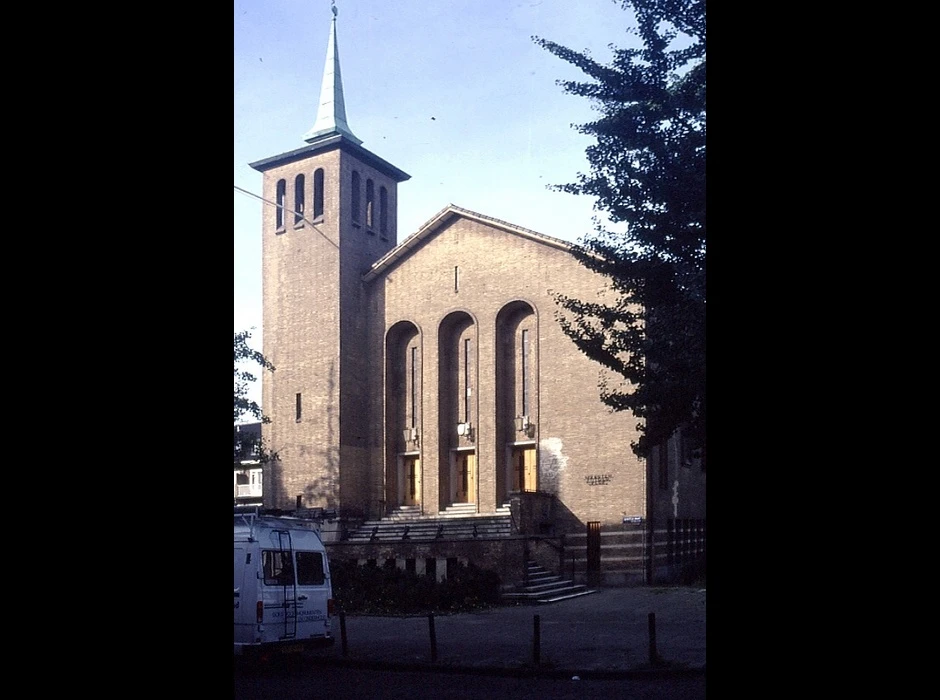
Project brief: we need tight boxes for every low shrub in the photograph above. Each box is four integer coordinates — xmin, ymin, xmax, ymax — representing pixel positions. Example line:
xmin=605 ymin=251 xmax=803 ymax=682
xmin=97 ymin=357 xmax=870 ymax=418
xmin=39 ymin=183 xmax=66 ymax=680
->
xmin=331 ymin=559 xmax=502 ymax=615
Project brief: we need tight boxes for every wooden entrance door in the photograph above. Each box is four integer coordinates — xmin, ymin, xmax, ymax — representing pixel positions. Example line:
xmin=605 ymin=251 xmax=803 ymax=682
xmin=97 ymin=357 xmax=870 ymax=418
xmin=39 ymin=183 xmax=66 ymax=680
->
xmin=403 ymin=457 xmax=421 ymax=506
xmin=512 ymin=447 xmax=537 ymax=492
xmin=455 ymin=452 xmax=476 ymax=503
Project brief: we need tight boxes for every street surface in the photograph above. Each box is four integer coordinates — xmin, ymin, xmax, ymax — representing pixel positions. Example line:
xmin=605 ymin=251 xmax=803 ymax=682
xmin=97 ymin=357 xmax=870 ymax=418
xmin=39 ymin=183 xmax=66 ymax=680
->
xmin=234 ymin=663 xmax=706 ymax=700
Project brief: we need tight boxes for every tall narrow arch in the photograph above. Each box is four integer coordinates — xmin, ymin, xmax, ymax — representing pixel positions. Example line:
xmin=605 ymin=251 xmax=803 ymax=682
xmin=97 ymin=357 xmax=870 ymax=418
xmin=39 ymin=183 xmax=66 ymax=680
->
xmin=438 ymin=311 xmax=477 ymax=508
xmin=365 ymin=179 xmax=375 ymax=229
xmin=313 ymin=168 xmax=324 ymax=219
xmin=385 ymin=321 xmax=422 ymax=512
xmin=496 ymin=301 xmax=538 ymax=503
xmin=275 ymin=179 xmax=286 ymax=230
xmin=294 ymin=174 xmax=305 ymax=225
xmin=379 ymin=186 xmax=388 ymax=238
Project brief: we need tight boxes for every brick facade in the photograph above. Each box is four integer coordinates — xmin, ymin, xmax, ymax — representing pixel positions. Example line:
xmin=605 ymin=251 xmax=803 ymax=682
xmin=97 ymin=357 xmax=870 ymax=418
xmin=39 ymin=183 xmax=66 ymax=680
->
xmin=250 ymin=113 xmax=704 ymax=544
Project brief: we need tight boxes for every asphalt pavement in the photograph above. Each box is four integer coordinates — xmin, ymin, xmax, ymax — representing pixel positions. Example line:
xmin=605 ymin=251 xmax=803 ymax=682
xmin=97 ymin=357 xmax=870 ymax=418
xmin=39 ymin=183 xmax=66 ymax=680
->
xmin=303 ymin=586 xmax=705 ymax=679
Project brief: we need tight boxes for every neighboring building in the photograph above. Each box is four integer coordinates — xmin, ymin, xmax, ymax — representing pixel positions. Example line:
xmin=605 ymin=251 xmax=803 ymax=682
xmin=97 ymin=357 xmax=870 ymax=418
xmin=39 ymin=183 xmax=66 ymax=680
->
xmin=233 ymin=422 xmax=263 ymax=507
xmin=246 ymin=10 xmax=704 ymax=583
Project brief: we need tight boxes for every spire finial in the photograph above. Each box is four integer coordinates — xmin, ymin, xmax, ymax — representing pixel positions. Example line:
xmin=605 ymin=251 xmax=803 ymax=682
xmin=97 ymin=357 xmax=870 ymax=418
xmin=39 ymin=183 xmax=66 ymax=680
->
xmin=303 ymin=0 xmax=362 ymax=145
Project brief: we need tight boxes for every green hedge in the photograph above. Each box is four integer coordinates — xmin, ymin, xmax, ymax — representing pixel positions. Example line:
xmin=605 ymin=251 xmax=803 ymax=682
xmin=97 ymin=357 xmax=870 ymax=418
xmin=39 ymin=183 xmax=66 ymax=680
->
xmin=331 ymin=559 xmax=502 ymax=615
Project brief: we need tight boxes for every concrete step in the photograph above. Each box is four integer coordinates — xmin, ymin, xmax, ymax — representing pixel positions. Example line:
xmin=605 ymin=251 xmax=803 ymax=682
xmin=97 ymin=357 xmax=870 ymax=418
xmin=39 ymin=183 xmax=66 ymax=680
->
xmin=386 ymin=506 xmax=422 ymax=520
xmin=360 ymin=514 xmax=510 ymax=526
xmin=354 ymin=522 xmax=511 ymax=533
xmin=503 ymin=584 xmax=596 ymax=602
xmin=535 ymin=588 xmax=599 ymax=604
xmin=438 ymin=504 xmax=479 ymax=517
xmin=368 ymin=504 xmax=510 ymax=521
xmin=502 ymin=560 xmax=598 ymax=604
xmin=517 ymin=579 xmax=570 ymax=593
xmin=346 ymin=514 xmax=513 ymax=541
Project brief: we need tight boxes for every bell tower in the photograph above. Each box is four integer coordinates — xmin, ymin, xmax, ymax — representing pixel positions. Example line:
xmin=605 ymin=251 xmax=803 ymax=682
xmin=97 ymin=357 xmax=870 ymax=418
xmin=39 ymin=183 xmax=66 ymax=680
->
xmin=250 ymin=4 xmax=410 ymax=521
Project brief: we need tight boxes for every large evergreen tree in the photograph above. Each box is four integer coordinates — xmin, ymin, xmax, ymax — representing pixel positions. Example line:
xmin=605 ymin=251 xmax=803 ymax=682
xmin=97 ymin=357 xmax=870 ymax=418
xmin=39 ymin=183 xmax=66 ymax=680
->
xmin=535 ymin=0 xmax=705 ymax=459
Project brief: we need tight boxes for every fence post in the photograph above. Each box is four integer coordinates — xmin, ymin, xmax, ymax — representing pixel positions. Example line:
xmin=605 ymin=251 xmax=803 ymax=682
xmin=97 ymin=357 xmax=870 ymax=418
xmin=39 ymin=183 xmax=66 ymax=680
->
xmin=533 ymin=614 xmax=541 ymax=666
xmin=339 ymin=611 xmax=348 ymax=656
xmin=648 ymin=612 xmax=660 ymax=666
xmin=428 ymin=613 xmax=437 ymax=663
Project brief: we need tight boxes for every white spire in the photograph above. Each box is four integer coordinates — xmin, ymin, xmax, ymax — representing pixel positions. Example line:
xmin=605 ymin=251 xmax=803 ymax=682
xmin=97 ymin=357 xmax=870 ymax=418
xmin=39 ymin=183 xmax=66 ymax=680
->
xmin=303 ymin=3 xmax=362 ymax=145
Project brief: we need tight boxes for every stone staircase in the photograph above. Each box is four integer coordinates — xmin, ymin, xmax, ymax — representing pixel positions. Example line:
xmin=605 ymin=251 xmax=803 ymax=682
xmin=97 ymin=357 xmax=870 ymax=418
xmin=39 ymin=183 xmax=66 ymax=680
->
xmin=501 ymin=560 xmax=597 ymax=604
xmin=346 ymin=503 xmax=513 ymax=542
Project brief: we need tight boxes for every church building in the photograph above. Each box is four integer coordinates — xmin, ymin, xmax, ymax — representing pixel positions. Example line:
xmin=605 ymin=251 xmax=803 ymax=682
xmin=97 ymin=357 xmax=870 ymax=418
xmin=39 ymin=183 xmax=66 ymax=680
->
xmin=247 ymin=10 xmax=704 ymax=582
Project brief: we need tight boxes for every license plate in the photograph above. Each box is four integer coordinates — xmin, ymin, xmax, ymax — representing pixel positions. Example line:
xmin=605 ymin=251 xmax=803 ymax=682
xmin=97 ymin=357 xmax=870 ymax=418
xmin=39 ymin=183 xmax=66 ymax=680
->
xmin=279 ymin=643 xmax=305 ymax=655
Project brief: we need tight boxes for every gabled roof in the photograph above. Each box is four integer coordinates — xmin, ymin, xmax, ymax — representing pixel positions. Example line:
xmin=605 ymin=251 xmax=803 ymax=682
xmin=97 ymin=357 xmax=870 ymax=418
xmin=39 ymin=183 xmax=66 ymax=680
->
xmin=363 ymin=204 xmax=572 ymax=283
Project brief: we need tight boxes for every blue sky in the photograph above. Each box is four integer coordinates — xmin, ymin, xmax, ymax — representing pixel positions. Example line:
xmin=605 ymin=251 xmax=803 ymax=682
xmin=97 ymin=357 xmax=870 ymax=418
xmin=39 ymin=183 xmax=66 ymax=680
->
xmin=234 ymin=0 xmax=640 ymax=410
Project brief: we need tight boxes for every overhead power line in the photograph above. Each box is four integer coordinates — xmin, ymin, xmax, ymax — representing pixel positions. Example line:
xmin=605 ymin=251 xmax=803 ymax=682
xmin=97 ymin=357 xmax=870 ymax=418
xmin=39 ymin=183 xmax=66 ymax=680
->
xmin=234 ymin=185 xmax=338 ymax=249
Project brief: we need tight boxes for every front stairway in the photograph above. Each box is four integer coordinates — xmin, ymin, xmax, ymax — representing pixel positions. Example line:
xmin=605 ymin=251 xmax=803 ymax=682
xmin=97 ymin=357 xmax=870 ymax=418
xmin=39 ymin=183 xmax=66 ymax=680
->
xmin=502 ymin=560 xmax=597 ymax=604
xmin=346 ymin=503 xmax=512 ymax=542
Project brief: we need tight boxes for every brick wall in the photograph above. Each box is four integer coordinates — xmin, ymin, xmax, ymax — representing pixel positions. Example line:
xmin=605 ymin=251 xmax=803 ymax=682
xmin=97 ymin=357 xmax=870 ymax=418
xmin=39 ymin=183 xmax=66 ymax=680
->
xmin=370 ymin=213 xmax=647 ymax=530
xmin=255 ymin=147 xmax=703 ymax=534
xmin=259 ymin=143 xmax=400 ymax=514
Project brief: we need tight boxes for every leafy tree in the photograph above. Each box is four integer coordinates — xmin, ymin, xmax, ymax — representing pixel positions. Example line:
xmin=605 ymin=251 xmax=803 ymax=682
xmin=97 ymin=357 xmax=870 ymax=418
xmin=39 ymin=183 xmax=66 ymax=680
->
xmin=234 ymin=329 xmax=273 ymax=423
xmin=534 ymin=0 xmax=705 ymax=459
xmin=233 ymin=330 xmax=278 ymax=466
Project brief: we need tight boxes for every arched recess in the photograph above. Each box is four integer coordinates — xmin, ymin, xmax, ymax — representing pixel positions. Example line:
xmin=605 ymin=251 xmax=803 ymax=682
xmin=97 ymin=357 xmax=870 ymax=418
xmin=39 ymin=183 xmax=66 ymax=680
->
xmin=294 ymin=174 xmax=305 ymax=225
xmin=313 ymin=168 xmax=324 ymax=219
xmin=385 ymin=321 xmax=421 ymax=511
xmin=275 ymin=179 xmax=286 ymax=230
xmin=438 ymin=311 xmax=477 ymax=507
xmin=495 ymin=301 xmax=538 ymax=504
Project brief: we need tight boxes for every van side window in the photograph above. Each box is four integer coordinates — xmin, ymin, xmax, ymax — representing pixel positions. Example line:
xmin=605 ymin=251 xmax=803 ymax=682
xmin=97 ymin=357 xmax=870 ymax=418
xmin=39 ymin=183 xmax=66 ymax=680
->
xmin=262 ymin=550 xmax=293 ymax=586
xmin=296 ymin=551 xmax=325 ymax=585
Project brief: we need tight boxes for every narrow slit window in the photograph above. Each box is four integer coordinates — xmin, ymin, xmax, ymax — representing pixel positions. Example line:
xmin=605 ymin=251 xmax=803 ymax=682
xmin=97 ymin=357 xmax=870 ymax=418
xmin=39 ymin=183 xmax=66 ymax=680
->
xmin=365 ymin=179 xmax=375 ymax=229
xmin=294 ymin=174 xmax=305 ymax=225
xmin=313 ymin=168 xmax=324 ymax=219
xmin=351 ymin=171 xmax=361 ymax=223
xmin=275 ymin=179 xmax=286 ymax=229
xmin=454 ymin=266 xmax=459 ymax=293
xmin=463 ymin=338 xmax=471 ymax=423
xmin=410 ymin=345 xmax=417 ymax=429
xmin=295 ymin=393 xmax=302 ymax=422
xmin=380 ymin=186 xmax=388 ymax=237
xmin=521 ymin=329 xmax=529 ymax=417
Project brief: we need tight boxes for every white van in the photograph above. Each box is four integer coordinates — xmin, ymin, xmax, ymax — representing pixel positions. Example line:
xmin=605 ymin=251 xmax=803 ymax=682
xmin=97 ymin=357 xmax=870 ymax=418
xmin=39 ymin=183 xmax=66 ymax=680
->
xmin=234 ymin=509 xmax=335 ymax=657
